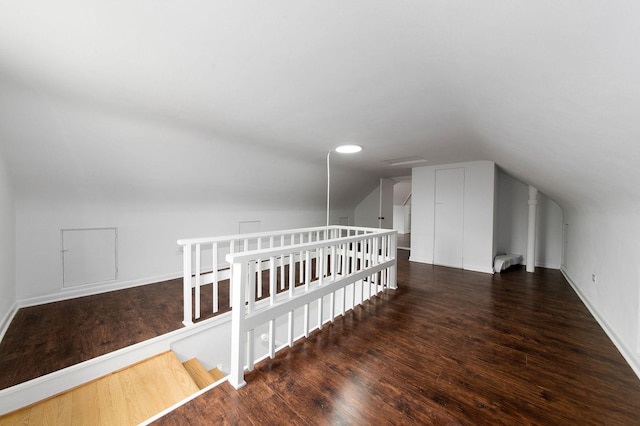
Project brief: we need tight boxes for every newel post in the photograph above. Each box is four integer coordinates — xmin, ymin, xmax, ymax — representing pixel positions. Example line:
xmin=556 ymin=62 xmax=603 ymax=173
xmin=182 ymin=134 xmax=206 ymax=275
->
xmin=229 ymin=260 xmax=248 ymax=389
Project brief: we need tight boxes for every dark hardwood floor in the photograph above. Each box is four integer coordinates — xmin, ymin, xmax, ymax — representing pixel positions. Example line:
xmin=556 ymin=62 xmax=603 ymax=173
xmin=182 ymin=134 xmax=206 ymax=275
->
xmin=397 ymin=232 xmax=410 ymax=249
xmin=156 ymin=251 xmax=640 ymax=425
xmin=2 ymin=250 xmax=640 ymax=424
xmin=0 ymin=278 xmax=229 ymax=389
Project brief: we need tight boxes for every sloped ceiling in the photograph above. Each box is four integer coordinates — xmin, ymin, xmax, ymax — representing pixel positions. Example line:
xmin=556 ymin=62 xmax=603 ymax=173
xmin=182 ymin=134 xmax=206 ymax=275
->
xmin=1 ymin=1 xmax=639 ymax=212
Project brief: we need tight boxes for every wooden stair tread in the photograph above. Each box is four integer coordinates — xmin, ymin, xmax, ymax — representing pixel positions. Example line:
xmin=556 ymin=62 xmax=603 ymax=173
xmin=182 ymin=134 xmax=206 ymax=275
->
xmin=182 ymin=358 xmax=217 ymax=389
xmin=208 ymin=367 xmax=226 ymax=381
xmin=0 ymin=351 xmax=200 ymax=425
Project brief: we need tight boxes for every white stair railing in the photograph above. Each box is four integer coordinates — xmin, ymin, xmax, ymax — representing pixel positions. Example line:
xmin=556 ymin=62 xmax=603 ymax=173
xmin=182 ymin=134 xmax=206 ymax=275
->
xmin=224 ymin=226 xmax=397 ymax=389
xmin=177 ymin=226 xmax=390 ymax=327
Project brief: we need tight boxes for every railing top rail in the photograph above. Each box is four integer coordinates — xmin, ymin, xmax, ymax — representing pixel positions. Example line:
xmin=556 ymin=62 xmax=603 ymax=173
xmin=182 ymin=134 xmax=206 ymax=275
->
xmin=226 ymin=229 xmax=397 ymax=263
xmin=177 ymin=225 xmax=390 ymax=246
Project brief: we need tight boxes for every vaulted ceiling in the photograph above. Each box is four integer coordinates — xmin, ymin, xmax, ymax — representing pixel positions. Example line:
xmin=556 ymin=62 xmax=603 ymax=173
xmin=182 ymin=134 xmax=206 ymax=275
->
xmin=1 ymin=1 xmax=639 ymax=212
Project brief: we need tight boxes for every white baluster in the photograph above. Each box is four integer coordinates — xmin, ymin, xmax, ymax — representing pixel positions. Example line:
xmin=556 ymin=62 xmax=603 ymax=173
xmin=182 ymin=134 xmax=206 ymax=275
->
xmin=299 ymin=233 xmax=304 ymax=281
xmin=330 ymin=291 xmax=335 ymax=323
xmin=318 ymin=247 xmax=324 ymax=286
xmin=212 ymin=242 xmax=219 ymax=313
xmin=304 ymin=249 xmax=311 ymax=337
xmin=257 ymin=238 xmax=262 ymax=299
xmin=305 ymin=250 xmax=311 ymax=291
xmin=195 ymin=244 xmax=201 ymax=320
xmin=304 ymin=303 xmax=310 ymax=338
xmin=289 ymin=251 xmax=295 ymax=296
xmin=331 ymin=244 xmax=337 ymax=281
xmin=382 ymin=235 xmax=388 ymax=288
xmin=350 ymin=242 xmax=356 ymax=275
xmin=325 ymin=235 xmax=331 ymax=279
xmin=375 ymin=237 xmax=381 ymax=289
xmin=248 ymin=262 xmax=256 ymax=313
xmin=343 ymin=242 xmax=348 ymax=275
xmin=317 ymin=247 xmax=324 ymax=330
xmin=368 ymin=238 xmax=375 ymax=295
xmin=288 ymin=310 xmax=294 ymax=347
xmin=247 ymin=329 xmax=254 ymax=372
xmin=280 ymin=235 xmax=285 ymax=290
xmin=269 ymin=319 xmax=276 ymax=359
xmin=269 ymin=256 xmax=276 ymax=304
xmin=314 ymin=231 xmax=321 ymax=278
xmin=182 ymin=243 xmax=193 ymax=326
xmin=352 ymin=277 xmax=356 ymax=309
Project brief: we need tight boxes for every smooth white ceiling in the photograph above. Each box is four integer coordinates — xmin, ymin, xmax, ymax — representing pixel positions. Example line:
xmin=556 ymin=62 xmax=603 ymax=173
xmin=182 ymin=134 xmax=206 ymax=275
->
xmin=1 ymin=1 xmax=639 ymax=212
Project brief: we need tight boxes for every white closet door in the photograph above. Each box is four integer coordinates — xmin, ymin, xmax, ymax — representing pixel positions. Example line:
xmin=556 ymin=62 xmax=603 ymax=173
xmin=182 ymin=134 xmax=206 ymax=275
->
xmin=434 ymin=168 xmax=464 ymax=268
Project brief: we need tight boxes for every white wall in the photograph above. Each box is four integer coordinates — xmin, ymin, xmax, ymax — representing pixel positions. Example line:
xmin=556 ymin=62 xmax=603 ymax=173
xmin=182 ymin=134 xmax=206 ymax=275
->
xmin=0 ymin=147 xmax=16 ymax=335
xmin=0 ymin=85 xmax=365 ymax=306
xmin=411 ymin=166 xmax=435 ymax=263
xmin=410 ymin=161 xmax=496 ymax=273
xmin=404 ymin=206 xmax=411 ymax=234
xmin=496 ymin=170 xmax=563 ymax=269
xmin=355 ymin=185 xmax=380 ymax=228
xmin=15 ymin=199 xmax=351 ymax=304
xmin=393 ymin=206 xmax=405 ymax=234
xmin=393 ymin=181 xmax=411 ymax=205
xmin=393 ymin=180 xmax=411 ymax=234
xmin=562 ymin=208 xmax=640 ymax=378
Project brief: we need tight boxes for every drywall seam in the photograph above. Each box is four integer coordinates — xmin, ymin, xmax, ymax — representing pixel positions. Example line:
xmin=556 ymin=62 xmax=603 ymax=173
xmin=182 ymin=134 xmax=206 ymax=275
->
xmin=561 ymin=266 xmax=640 ymax=381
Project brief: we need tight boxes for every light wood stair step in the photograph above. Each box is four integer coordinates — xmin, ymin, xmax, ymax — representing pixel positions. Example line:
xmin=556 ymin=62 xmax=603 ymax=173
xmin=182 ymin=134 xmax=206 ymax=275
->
xmin=0 ymin=351 xmax=200 ymax=425
xmin=182 ymin=358 xmax=225 ymax=389
xmin=209 ymin=367 xmax=226 ymax=382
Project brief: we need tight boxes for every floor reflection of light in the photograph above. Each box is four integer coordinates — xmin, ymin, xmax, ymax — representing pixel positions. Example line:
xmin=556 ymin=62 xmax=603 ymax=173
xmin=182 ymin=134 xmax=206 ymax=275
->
xmin=330 ymin=375 xmax=367 ymax=422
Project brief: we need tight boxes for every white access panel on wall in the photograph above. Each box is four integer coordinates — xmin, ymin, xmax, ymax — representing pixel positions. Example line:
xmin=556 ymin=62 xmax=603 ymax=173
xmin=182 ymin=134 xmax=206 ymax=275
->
xmin=61 ymin=228 xmax=118 ymax=288
xmin=434 ymin=168 xmax=464 ymax=268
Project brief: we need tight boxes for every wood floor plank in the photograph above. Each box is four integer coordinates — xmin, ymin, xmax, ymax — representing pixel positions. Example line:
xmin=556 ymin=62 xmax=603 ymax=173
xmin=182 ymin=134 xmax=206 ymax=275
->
xmin=94 ymin=370 xmax=127 ymax=425
xmin=70 ymin=380 xmax=99 ymax=426
xmin=182 ymin=358 xmax=215 ymax=389
xmin=208 ymin=367 xmax=226 ymax=382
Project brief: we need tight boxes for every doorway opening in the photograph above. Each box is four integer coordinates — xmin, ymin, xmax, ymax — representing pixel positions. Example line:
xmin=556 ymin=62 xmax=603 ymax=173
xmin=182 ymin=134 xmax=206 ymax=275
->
xmin=392 ymin=178 xmax=411 ymax=250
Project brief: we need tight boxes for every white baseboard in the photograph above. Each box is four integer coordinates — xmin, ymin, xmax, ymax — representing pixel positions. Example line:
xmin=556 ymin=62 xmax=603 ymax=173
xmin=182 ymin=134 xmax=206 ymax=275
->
xmin=535 ymin=261 xmax=561 ymax=270
xmin=561 ymin=266 xmax=640 ymax=381
xmin=0 ymin=301 xmax=18 ymax=344
xmin=464 ymin=264 xmax=495 ymax=274
xmin=17 ymin=272 xmax=183 ymax=309
xmin=408 ymin=256 xmax=432 ymax=264
xmin=407 ymin=256 xmax=494 ymax=275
